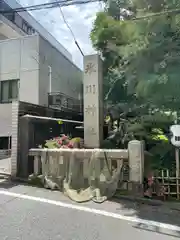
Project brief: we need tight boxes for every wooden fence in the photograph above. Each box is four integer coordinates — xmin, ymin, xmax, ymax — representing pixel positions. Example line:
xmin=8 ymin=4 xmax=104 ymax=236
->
xmin=152 ymin=169 xmax=180 ymax=200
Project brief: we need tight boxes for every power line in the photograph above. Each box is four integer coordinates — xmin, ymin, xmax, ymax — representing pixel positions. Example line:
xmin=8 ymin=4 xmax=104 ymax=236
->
xmin=55 ymin=0 xmax=84 ymax=56
xmin=0 ymin=0 xmax=100 ymax=14
xmin=0 ymin=0 xmax=180 ymax=20
xmin=133 ymin=8 xmax=180 ymax=21
xmin=0 ymin=0 xmax=96 ymax=56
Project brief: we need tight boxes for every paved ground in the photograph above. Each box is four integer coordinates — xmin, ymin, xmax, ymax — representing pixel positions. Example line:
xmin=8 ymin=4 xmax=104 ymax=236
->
xmin=0 ymin=179 xmax=180 ymax=240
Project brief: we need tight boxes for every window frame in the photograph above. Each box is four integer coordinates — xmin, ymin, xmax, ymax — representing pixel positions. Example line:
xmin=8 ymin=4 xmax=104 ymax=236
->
xmin=0 ymin=79 xmax=19 ymax=104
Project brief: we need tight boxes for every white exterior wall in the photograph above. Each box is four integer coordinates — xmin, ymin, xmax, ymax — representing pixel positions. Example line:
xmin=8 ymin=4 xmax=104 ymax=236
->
xmin=0 ymin=103 xmax=12 ymax=137
xmin=3 ymin=0 xmax=72 ymax=61
xmin=0 ymin=34 xmax=83 ymax=105
xmin=38 ymin=36 xmax=82 ymax=106
xmin=0 ymin=33 xmax=7 ymax=40
xmin=0 ymin=35 xmax=40 ymax=104
xmin=0 ymin=14 xmax=26 ymax=39
xmin=0 ymin=35 xmax=83 ymax=136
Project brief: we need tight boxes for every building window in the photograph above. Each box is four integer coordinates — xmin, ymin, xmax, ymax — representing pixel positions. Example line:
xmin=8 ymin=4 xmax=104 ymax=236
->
xmin=0 ymin=1 xmax=35 ymax=35
xmin=22 ymin=21 xmax=35 ymax=35
xmin=0 ymin=1 xmax=15 ymax=21
xmin=22 ymin=22 xmax=28 ymax=33
xmin=0 ymin=80 xmax=19 ymax=103
xmin=27 ymin=26 xmax=35 ymax=35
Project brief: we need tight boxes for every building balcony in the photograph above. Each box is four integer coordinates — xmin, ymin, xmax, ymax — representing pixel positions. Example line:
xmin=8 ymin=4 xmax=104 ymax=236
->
xmin=48 ymin=92 xmax=83 ymax=114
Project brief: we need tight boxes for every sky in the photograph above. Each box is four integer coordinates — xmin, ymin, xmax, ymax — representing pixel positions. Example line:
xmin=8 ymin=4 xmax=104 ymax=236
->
xmin=18 ymin=0 xmax=103 ymax=69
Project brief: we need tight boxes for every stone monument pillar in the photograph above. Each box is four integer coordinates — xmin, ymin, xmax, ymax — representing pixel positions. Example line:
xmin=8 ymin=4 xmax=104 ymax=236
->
xmin=128 ymin=140 xmax=144 ymax=196
xmin=83 ymin=54 xmax=104 ymax=148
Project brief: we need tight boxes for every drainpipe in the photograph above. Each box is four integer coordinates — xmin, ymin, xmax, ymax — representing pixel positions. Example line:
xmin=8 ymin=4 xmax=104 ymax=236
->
xmin=48 ymin=66 xmax=52 ymax=93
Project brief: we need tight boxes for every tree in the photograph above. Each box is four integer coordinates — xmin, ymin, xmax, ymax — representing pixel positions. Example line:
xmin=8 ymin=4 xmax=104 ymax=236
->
xmin=90 ymin=0 xmax=180 ymax=169
xmin=91 ymin=0 xmax=180 ymax=110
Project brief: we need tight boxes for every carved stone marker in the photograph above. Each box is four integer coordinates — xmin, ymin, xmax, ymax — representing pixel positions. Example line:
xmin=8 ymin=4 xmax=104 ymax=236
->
xmin=83 ymin=54 xmax=103 ymax=148
xmin=128 ymin=140 xmax=144 ymax=196
xmin=128 ymin=140 xmax=144 ymax=183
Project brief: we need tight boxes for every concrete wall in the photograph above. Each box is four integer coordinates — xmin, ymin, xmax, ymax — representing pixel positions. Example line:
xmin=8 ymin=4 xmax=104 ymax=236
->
xmin=0 ymin=103 xmax=12 ymax=137
xmin=0 ymin=14 xmax=26 ymax=39
xmin=0 ymin=35 xmax=39 ymax=137
xmin=38 ymin=36 xmax=83 ymax=106
xmin=0 ymin=35 xmax=83 ymax=136
xmin=0 ymin=35 xmax=40 ymax=104
xmin=0 ymin=35 xmax=83 ymax=106
xmin=4 ymin=0 xmax=72 ymax=61
xmin=0 ymin=33 xmax=7 ymax=40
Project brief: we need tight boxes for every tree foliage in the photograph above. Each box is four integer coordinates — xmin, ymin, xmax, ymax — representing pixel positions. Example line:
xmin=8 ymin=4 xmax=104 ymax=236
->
xmin=90 ymin=0 xmax=180 ymax=169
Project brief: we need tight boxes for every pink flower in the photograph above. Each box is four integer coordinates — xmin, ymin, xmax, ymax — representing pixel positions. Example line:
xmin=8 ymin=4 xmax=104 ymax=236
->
xmin=57 ymin=140 xmax=62 ymax=145
xmin=61 ymin=135 xmax=68 ymax=141
xmin=67 ymin=143 xmax=73 ymax=148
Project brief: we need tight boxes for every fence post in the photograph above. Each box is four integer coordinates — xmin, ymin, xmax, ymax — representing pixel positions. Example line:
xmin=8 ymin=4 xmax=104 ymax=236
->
xmin=34 ymin=156 xmax=41 ymax=175
xmin=128 ymin=140 xmax=144 ymax=196
xmin=18 ymin=116 xmax=34 ymax=178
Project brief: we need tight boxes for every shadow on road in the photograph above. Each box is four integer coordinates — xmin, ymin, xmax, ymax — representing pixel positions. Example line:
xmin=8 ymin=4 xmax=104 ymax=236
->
xmin=111 ymin=197 xmax=180 ymax=238
xmin=0 ymin=178 xmax=43 ymax=190
xmin=134 ymin=223 xmax=180 ymax=238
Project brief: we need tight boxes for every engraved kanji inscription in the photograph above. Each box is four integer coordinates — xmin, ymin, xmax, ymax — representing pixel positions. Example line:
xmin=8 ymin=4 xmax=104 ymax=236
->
xmin=85 ymin=104 xmax=96 ymax=116
xmin=85 ymin=63 xmax=96 ymax=75
xmin=86 ymin=84 xmax=96 ymax=94
xmin=86 ymin=127 xmax=96 ymax=135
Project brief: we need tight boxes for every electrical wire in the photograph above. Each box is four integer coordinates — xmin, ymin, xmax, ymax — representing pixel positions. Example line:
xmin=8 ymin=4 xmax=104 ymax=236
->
xmin=0 ymin=0 xmax=99 ymax=14
xmin=0 ymin=0 xmax=91 ymax=56
xmin=0 ymin=0 xmax=180 ymax=20
xmin=55 ymin=0 xmax=84 ymax=56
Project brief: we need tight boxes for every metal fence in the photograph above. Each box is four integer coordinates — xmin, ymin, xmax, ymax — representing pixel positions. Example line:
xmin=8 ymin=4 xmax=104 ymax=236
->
xmin=48 ymin=92 xmax=83 ymax=114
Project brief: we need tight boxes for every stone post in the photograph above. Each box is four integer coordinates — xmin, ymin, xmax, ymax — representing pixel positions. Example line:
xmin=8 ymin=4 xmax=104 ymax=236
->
xmin=18 ymin=116 xmax=33 ymax=178
xmin=83 ymin=54 xmax=104 ymax=148
xmin=128 ymin=140 xmax=144 ymax=196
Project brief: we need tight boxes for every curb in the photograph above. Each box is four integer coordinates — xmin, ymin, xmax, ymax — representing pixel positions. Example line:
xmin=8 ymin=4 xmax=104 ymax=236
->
xmin=114 ymin=194 xmax=180 ymax=211
xmin=114 ymin=194 xmax=164 ymax=206
xmin=2 ymin=177 xmax=180 ymax=211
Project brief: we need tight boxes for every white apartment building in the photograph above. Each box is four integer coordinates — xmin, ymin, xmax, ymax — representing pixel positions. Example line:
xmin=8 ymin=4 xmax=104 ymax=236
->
xmin=0 ymin=0 xmax=83 ymax=145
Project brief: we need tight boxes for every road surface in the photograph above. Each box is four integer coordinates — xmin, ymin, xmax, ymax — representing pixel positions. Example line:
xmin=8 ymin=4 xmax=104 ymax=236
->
xmin=0 ymin=179 xmax=179 ymax=240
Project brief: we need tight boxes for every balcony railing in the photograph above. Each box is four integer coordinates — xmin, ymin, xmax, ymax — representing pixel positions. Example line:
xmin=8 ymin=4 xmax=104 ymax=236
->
xmin=48 ymin=92 xmax=83 ymax=113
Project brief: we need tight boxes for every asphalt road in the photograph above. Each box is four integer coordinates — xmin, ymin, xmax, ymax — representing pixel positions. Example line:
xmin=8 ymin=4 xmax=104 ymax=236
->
xmin=0 ymin=179 xmax=180 ymax=240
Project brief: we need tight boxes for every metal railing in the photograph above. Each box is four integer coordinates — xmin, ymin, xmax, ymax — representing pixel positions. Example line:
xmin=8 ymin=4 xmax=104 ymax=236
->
xmin=48 ymin=92 xmax=83 ymax=113
xmin=0 ymin=149 xmax=11 ymax=159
